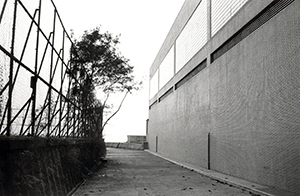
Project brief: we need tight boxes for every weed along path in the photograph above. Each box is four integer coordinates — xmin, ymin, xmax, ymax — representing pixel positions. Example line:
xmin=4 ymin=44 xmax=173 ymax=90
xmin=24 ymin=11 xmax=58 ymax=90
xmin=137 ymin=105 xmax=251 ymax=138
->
xmin=72 ymin=148 xmax=255 ymax=196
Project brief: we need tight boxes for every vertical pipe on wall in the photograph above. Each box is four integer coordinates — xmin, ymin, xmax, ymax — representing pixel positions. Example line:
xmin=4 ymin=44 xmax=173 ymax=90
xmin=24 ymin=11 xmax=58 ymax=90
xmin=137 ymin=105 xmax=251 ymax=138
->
xmin=146 ymin=119 xmax=149 ymax=135
xmin=156 ymin=136 xmax=158 ymax=152
xmin=207 ymin=0 xmax=212 ymax=166
xmin=208 ymin=132 xmax=211 ymax=170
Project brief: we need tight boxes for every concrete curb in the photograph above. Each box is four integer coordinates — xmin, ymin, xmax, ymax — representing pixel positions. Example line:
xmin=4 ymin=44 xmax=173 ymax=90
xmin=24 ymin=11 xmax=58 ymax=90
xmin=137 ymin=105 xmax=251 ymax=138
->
xmin=146 ymin=150 xmax=295 ymax=196
xmin=68 ymin=161 xmax=103 ymax=196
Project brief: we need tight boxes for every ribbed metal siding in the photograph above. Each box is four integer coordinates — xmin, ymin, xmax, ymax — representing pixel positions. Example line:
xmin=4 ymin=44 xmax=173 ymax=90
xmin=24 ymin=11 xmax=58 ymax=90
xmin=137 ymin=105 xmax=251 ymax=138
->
xmin=175 ymin=0 xmax=207 ymax=72
xmin=159 ymin=45 xmax=174 ymax=89
xmin=211 ymin=0 xmax=248 ymax=36
xmin=211 ymin=0 xmax=295 ymax=63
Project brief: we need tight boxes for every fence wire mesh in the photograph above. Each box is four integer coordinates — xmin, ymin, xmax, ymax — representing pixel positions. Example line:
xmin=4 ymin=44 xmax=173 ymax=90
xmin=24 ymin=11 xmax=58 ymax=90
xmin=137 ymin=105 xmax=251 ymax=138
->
xmin=0 ymin=0 xmax=92 ymax=138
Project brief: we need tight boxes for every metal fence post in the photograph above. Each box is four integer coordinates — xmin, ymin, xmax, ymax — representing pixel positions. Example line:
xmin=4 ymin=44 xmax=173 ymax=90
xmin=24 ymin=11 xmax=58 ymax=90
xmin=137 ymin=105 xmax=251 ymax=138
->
xmin=1 ymin=0 xmax=82 ymax=138
xmin=59 ymin=30 xmax=65 ymax=137
xmin=31 ymin=0 xmax=42 ymax=136
xmin=48 ymin=9 xmax=56 ymax=137
xmin=7 ymin=0 xmax=18 ymax=136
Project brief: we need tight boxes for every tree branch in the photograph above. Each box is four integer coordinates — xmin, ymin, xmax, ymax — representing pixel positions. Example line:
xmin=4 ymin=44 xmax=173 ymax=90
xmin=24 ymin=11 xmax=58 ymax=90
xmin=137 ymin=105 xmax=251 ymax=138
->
xmin=103 ymin=92 xmax=110 ymax=106
xmin=102 ymin=90 xmax=129 ymax=130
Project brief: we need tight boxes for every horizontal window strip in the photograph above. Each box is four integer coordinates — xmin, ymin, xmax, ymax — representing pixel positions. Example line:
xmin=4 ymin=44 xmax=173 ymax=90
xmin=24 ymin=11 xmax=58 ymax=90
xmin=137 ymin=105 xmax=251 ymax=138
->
xmin=158 ymin=87 xmax=174 ymax=102
xmin=159 ymin=45 xmax=174 ymax=89
xmin=149 ymin=70 xmax=158 ymax=100
xmin=175 ymin=59 xmax=207 ymax=90
xmin=149 ymin=100 xmax=158 ymax=110
xmin=211 ymin=0 xmax=295 ymax=63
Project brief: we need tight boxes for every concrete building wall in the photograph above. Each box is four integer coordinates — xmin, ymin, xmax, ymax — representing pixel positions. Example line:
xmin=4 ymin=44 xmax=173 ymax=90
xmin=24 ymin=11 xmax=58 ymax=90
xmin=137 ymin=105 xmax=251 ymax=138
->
xmin=148 ymin=0 xmax=300 ymax=194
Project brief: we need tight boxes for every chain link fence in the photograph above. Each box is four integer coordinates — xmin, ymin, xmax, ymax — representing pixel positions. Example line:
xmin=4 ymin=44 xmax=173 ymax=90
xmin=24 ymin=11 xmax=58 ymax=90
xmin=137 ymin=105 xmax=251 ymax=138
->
xmin=0 ymin=0 xmax=93 ymax=138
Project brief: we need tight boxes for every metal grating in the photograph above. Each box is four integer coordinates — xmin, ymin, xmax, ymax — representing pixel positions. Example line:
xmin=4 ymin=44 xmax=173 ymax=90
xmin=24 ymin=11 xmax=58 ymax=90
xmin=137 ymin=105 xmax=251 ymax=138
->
xmin=211 ymin=0 xmax=295 ymax=63
xmin=149 ymin=100 xmax=157 ymax=110
xmin=158 ymin=87 xmax=173 ymax=103
xmin=175 ymin=58 xmax=207 ymax=90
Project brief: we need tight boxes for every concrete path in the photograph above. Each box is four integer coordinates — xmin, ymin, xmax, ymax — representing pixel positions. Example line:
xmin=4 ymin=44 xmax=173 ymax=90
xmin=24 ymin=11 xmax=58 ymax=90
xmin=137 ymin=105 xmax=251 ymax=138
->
xmin=72 ymin=148 xmax=256 ymax=196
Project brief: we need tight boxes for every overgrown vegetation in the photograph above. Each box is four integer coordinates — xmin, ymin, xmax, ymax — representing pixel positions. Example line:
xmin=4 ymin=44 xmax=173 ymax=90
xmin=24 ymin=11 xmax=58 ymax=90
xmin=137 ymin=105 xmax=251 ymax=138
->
xmin=69 ymin=26 xmax=140 ymax=138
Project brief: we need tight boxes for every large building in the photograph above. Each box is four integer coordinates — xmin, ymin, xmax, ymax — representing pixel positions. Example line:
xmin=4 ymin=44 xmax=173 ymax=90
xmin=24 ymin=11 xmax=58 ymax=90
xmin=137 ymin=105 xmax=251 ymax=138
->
xmin=148 ymin=0 xmax=299 ymax=194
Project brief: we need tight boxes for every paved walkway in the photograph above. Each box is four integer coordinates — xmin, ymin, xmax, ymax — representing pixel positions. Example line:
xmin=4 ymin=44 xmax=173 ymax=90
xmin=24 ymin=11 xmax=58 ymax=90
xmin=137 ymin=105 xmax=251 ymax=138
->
xmin=72 ymin=148 xmax=257 ymax=196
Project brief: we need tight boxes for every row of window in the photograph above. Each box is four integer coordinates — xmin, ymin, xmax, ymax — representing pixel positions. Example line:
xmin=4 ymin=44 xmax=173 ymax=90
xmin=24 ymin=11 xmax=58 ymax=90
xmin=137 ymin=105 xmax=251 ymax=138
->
xmin=149 ymin=58 xmax=207 ymax=110
xmin=150 ymin=0 xmax=248 ymax=99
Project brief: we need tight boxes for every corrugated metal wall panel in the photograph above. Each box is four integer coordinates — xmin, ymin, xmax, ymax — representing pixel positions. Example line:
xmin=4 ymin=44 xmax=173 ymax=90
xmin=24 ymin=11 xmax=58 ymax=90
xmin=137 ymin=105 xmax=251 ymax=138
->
xmin=175 ymin=0 xmax=207 ymax=72
xmin=159 ymin=45 xmax=174 ymax=89
xmin=211 ymin=0 xmax=248 ymax=36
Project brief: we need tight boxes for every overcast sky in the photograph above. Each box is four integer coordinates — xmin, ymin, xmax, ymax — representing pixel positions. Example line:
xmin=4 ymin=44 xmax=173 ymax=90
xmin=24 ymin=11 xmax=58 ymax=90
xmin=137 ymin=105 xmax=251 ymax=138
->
xmin=54 ymin=0 xmax=185 ymax=142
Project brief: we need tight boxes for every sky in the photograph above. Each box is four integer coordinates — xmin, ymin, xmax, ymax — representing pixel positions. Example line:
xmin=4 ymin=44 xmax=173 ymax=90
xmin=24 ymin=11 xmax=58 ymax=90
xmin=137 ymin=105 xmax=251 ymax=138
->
xmin=54 ymin=0 xmax=185 ymax=142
